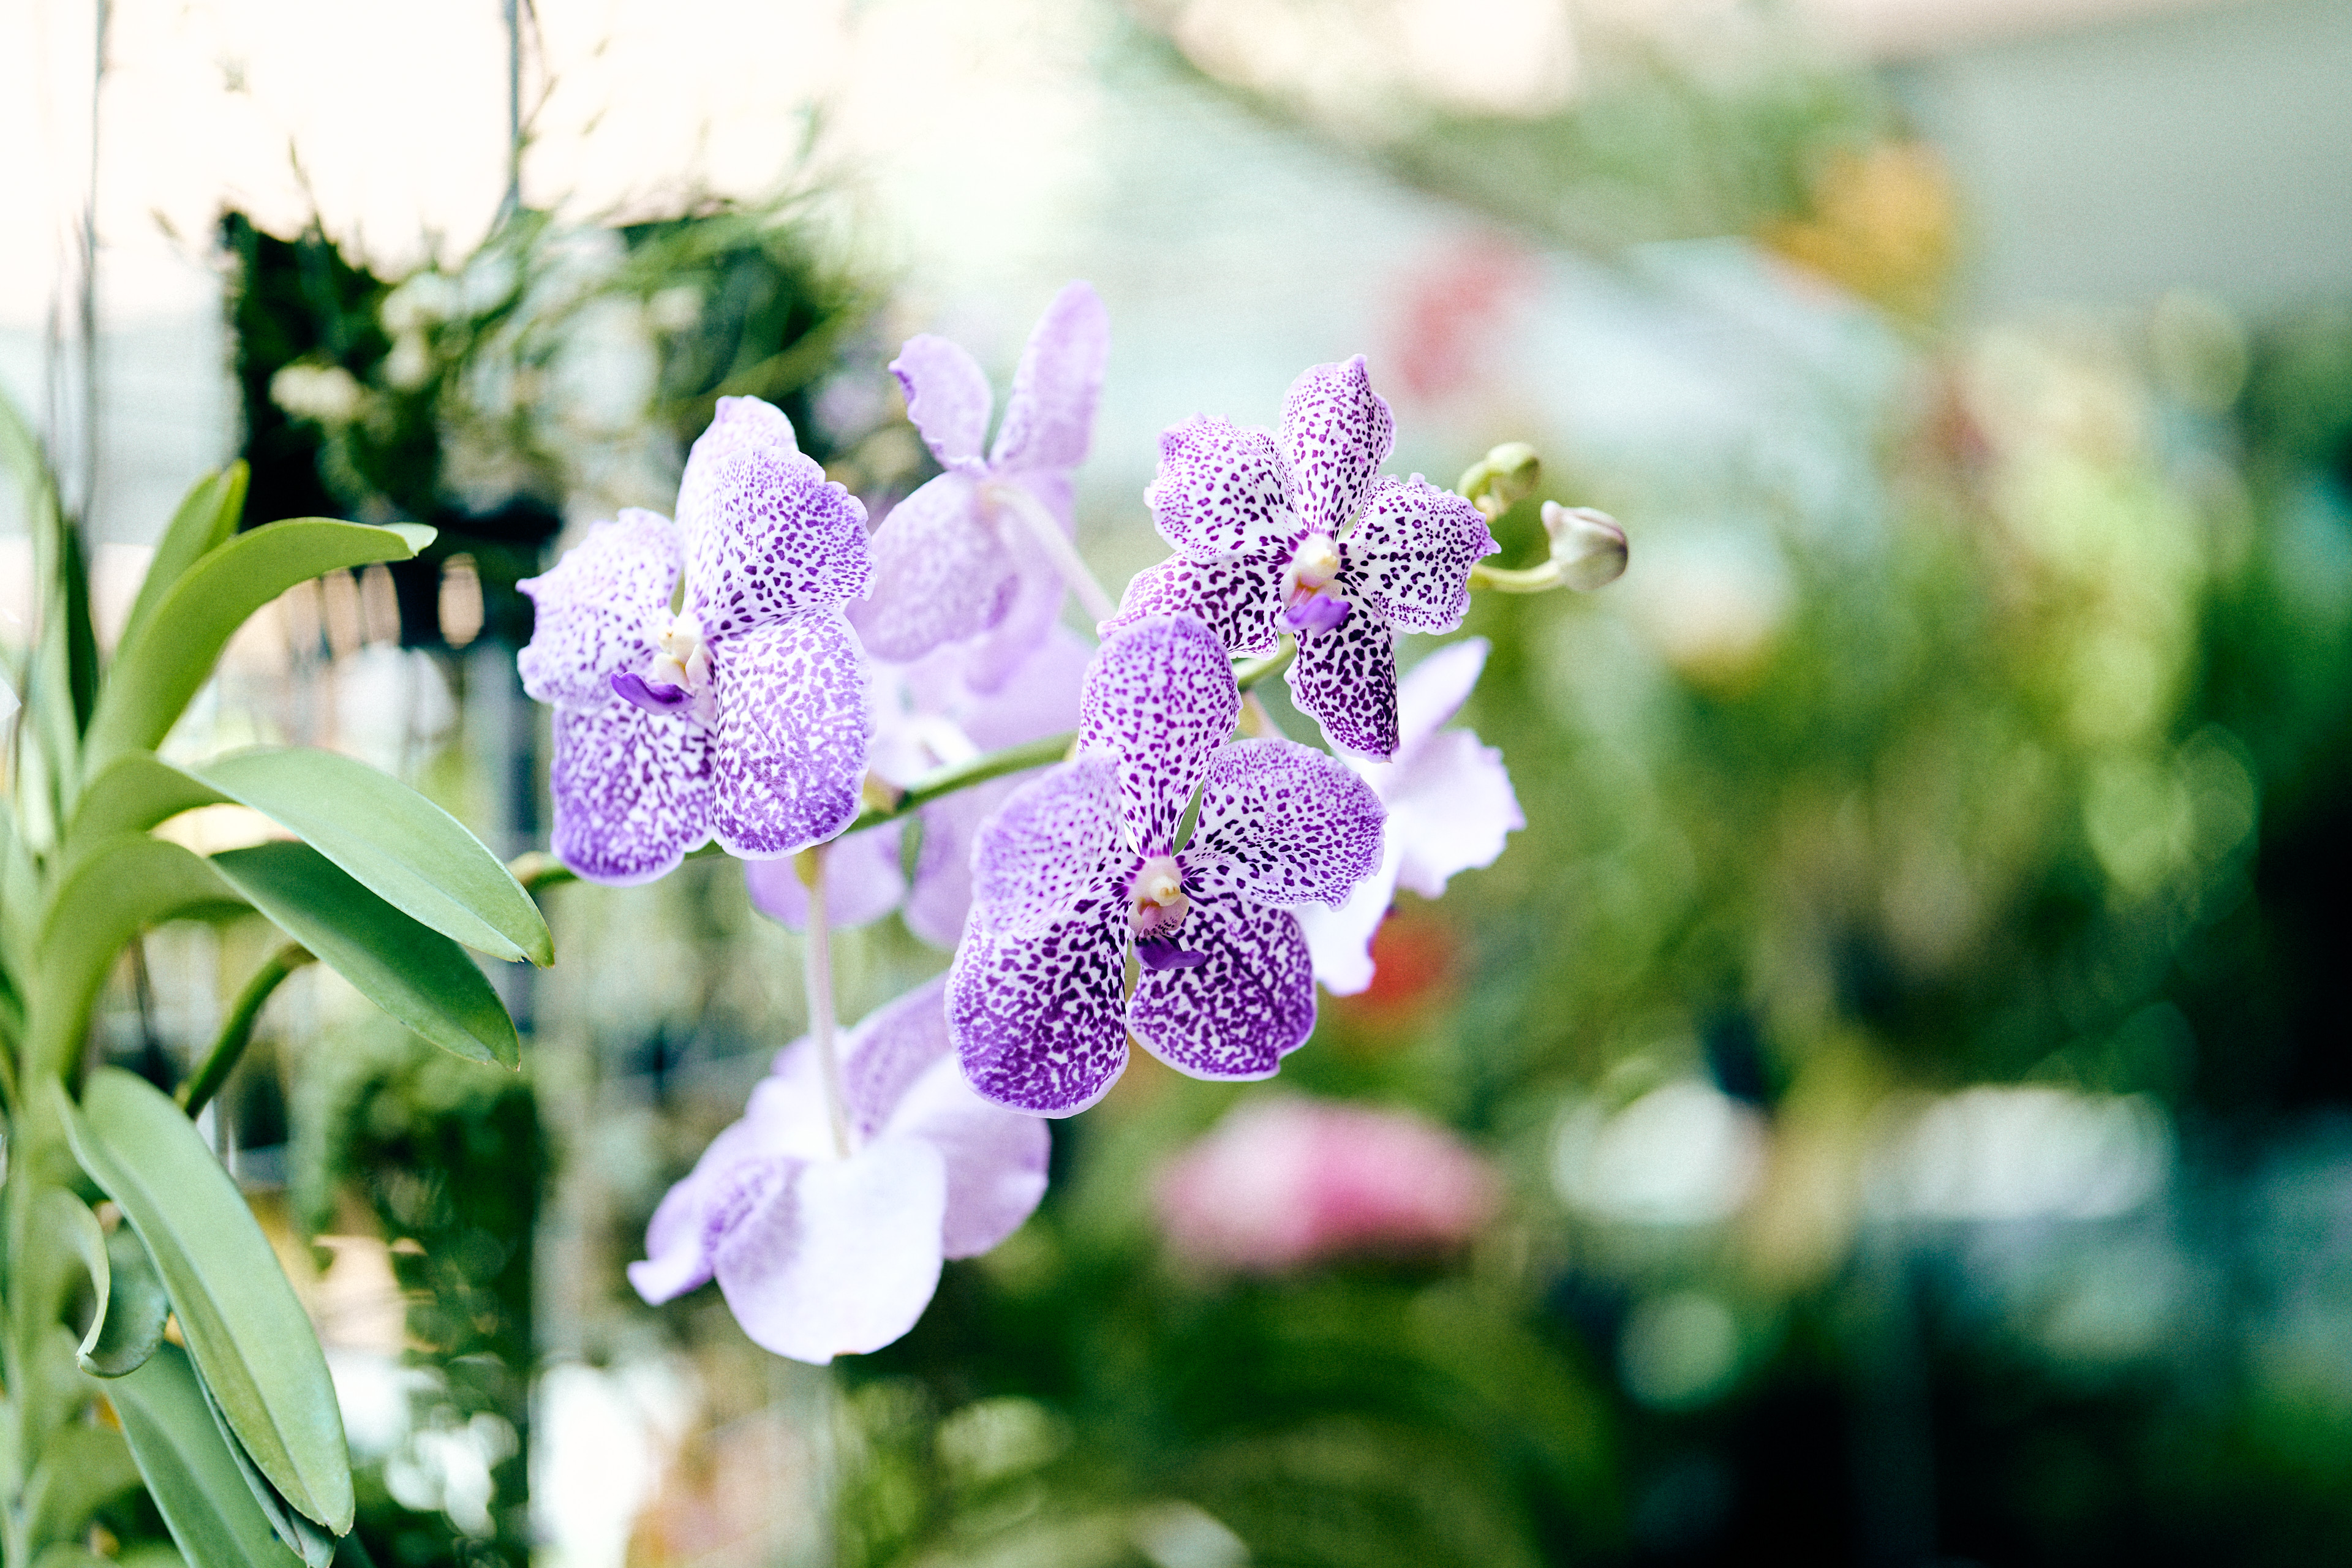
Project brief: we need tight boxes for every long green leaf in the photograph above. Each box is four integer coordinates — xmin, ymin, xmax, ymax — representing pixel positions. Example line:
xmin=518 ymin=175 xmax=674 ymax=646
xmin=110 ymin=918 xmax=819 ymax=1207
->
xmin=86 ymin=1221 xmax=172 ymax=1378
xmin=80 ymin=518 xmax=434 ymax=776
xmin=62 ymin=752 xmax=227 ymax=861
xmin=196 ymin=747 xmax=552 ymax=965
xmin=61 ymin=1071 xmax=353 ymax=1534
xmin=102 ymin=1343 xmax=305 ymax=1568
xmin=29 ymin=836 xmax=246 ymax=1079
xmin=194 ymin=1341 xmax=339 ymax=1568
xmin=123 ymin=464 xmax=248 ymax=650
xmin=24 ymin=1425 xmax=141 ymax=1553
xmin=209 ymin=842 xmax=521 ymax=1069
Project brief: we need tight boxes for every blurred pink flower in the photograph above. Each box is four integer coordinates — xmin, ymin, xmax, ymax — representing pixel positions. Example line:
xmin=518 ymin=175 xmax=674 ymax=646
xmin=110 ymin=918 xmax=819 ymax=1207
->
xmin=1154 ymin=1097 xmax=1501 ymax=1272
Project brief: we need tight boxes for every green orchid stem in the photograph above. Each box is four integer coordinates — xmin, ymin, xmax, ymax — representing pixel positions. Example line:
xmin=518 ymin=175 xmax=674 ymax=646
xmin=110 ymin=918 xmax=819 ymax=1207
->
xmin=1467 ymin=561 xmax=1570 ymax=594
xmin=796 ymin=845 xmax=852 ymax=1160
xmin=179 ymin=941 xmax=313 ymax=1120
xmin=507 ymin=643 xmax=1302 ymax=897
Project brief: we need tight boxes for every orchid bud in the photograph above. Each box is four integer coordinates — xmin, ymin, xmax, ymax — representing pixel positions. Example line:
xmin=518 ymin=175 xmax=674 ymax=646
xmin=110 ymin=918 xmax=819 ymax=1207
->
xmin=1542 ymin=502 xmax=1629 ymax=590
xmin=1457 ymin=442 xmax=1542 ymax=520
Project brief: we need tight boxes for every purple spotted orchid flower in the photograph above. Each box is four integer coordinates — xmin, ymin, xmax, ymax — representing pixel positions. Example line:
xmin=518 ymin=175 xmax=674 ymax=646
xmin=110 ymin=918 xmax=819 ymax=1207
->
xmin=1295 ymin=638 xmax=1524 ymax=995
xmin=1114 ymin=356 xmax=1498 ymax=759
xmin=948 ymin=614 xmax=1385 ymax=1116
xmin=745 ymin=627 xmax=1090 ymax=945
xmin=628 ymin=974 xmax=1048 ymax=1363
xmin=516 ymin=398 xmax=873 ymax=885
xmin=851 ymin=282 xmax=1110 ymax=691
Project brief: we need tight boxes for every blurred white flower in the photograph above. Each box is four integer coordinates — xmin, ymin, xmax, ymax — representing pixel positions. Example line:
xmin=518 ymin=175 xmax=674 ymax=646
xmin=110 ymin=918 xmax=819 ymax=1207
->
xmin=1554 ymin=1078 xmax=1768 ymax=1225
xmin=382 ymin=271 xmax=460 ymax=334
xmin=270 ymin=363 xmax=366 ymax=426
xmin=383 ymin=332 xmax=435 ymax=391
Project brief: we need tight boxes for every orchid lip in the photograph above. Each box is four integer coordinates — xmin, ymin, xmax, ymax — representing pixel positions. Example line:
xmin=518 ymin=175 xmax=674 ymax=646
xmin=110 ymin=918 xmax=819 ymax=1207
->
xmin=1137 ymin=937 xmax=1209 ymax=971
xmin=612 ymin=671 xmax=694 ymax=715
xmin=1280 ymin=594 xmax=1350 ymax=634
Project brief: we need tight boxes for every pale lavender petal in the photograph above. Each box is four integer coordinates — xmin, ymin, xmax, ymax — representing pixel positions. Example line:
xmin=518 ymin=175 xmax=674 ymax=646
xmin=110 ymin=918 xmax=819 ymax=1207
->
xmin=883 ymin=1055 xmax=1051 ymax=1257
xmin=1078 ymin=615 xmax=1242 ymax=851
xmin=1280 ymin=356 xmax=1394 ymax=537
xmin=549 ymin=701 xmax=713 ymax=886
xmin=948 ymin=906 xmax=1131 ymax=1116
xmin=1343 ymin=476 xmax=1496 ymax=634
xmin=989 ymin=281 xmax=1109 ymax=474
xmin=743 ymin=824 xmax=907 ymax=930
xmin=1127 ymin=891 xmax=1316 ymax=1082
xmin=891 ymin=335 xmax=993 ymax=475
xmin=1109 ymin=554 xmax=1283 ymax=658
xmin=709 ymin=610 xmax=870 ymax=859
xmin=1145 ymin=418 xmax=1300 ymax=559
xmin=516 ymin=510 xmax=677 ymax=707
xmin=959 ymin=471 xmax=1072 ymax=692
xmin=1286 ymin=608 xmax=1400 ymax=760
xmin=902 ymin=780 xmax=1010 ymax=949
xmin=1295 ymin=836 xmax=1404 ymax=997
xmin=687 ymin=447 xmax=872 ymax=638
xmin=712 ymin=1139 xmax=948 ymax=1363
xmin=965 ymin=758 xmax=1122 ymax=937
xmin=829 ymin=973 xmax=956 ymax=1140
xmin=1388 ymin=729 xmax=1523 ymax=899
xmin=851 ymin=472 xmax=1020 ymax=663
xmin=957 ymin=625 xmax=1090 ymax=751
xmin=628 ymin=1142 xmax=771 ymax=1304
xmin=1183 ymin=739 xmax=1385 ymax=908
xmin=677 ymin=398 xmax=801 ymax=540
xmin=1395 ymin=638 xmax=1488 ymax=756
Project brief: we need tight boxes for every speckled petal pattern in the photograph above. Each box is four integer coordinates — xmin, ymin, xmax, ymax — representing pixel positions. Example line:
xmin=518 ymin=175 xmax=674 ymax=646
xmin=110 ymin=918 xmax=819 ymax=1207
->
xmin=1345 ymin=476 xmax=1496 ymax=634
xmin=989 ymin=281 xmax=1109 ymax=474
xmin=1280 ymin=356 xmax=1393 ymax=538
xmin=677 ymin=398 xmax=801 ymax=541
xmin=1109 ymin=553 xmax=1284 ymax=657
xmin=1287 ymin=607 xmax=1401 ymax=760
xmin=548 ymin=701 xmax=714 ymax=885
xmin=1128 ymin=890 xmax=1316 ymax=1082
xmin=708 ymin=611 xmax=870 ymax=859
xmin=965 ymin=758 xmax=1123 ymax=938
xmin=1145 ymin=417 xmax=1300 ymax=559
xmin=948 ymin=905 xmax=1131 ymax=1116
xmin=853 ymin=472 xmax=1020 ymax=663
xmin=891 ymin=334 xmax=994 ymax=475
xmin=1078 ymin=615 xmax=1242 ymax=851
xmin=1182 ymin=739 xmax=1385 ymax=908
xmin=517 ymin=510 xmax=678 ymax=707
xmin=688 ymin=445 xmax=872 ymax=639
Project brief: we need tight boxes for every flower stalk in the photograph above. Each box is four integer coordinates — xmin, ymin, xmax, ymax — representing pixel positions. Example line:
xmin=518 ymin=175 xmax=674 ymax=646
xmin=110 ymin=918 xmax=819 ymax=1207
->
xmin=987 ymin=478 xmax=1119 ymax=626
xmin=796 ymin=845 xmax=853 ymax=1160
xmin=179 ymin=941 xmax=314 ymax=1119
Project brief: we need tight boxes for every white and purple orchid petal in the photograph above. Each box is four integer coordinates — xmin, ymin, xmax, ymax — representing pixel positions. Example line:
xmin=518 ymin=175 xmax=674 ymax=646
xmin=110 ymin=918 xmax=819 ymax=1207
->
xmin=1295 ymin=835 xmax=1405 ymax=997
xmin=1110 ymin=554 xmax=1283 ymax=658
xmin=1280 ymin=356 xmax=1395 ymax=539
xmin=989 ymin=281 xmax=1109 ymax=475
xmin=958 ymin=470 xmax=1074 ymax=692
xmin=853 ymin=472 xmax=1022 ymax=663
xmin=708 ymin=610 xmax=870 ymax=860
xmin=627 ymin=1144 xmax=774 ymax=1305
xmin=743 ymin=824 xmax=907 ymax=931
xmin=821 ymin=973 xmax=954 ymax=1141
xmin=1078 ymin=615 xmax=1242 ymax=851
xmin=687 ymin=443 xmax=872 ymax=639
xmin=1394 ymin=638 xmax=1489 ymax=756
xmin=1286 ymin=608 xmax=1401 ymax=760
xmin=965 ymin=757 xmax=1123 ymax=938
xmin=958 ymin=624 xmax=1090 ymax=751
xmin=884 ymin=1054 xmax=1051 ymax=1257
xmin=891 ymin=334 xmax=994 ymax=476
xmin=549 ymin=701 xmax=714 ymax=886
xmin=676 ymin=397 xmax=800 ymax=541
xmin=1388 ymin=729 xmax=1523 ymax=899
xmin=516 ymin=510 xmax=677 ymax=707
xmin=948 ymin=904 xmax=1132 ymax=1116
xmin=1344 ymin=476 xmax=1496 ymax=635
xmin=1127 ymin=891 xmax=1316 ymax=1082
xmin=1183 ymin=739 xmax=1385 ymax=909
xmin=711 ymin=1139 xmax=948 ymax=1364
xmin=1145 ymin=417 xmax=1300 ymax=559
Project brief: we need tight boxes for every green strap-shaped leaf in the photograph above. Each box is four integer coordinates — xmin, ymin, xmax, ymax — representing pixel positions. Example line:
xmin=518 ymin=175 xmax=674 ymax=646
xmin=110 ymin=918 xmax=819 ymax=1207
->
xmin=61 ymin=1072 xmax=354 ymax=1535
xmin=24 ymin=1425 xmax=141 ymax=1553
xmin=195 ymin=747 xmax=552 ymax=965
xmin=28 ymin=835 xmax=247 ymax=1079
xmin=101 ymin=1343 xmax=305 ymax=1568
xmin=28 ymin=1186 xmax=165 ymax=1377
xmin=65 ymin=752 xmax=228 ymax=853
xmin=193 ymin=1338 xmax=339 ymax=1568
xmin=122 ymin=464 xmax=248 ymax=650
xmin=80 ymin=517 xmax=435 ymax=777
xmin=209 ymin=842 xmax=521 ymax=1069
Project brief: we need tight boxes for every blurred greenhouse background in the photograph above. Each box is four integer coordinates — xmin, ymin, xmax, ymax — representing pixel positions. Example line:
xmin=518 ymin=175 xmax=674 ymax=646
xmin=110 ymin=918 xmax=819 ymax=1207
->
xmin=6 ymin=0 xmax=2352 ymax=1563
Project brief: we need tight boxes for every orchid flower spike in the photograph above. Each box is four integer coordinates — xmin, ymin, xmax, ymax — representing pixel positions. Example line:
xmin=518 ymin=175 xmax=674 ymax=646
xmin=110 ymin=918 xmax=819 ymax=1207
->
xmin=1295 ymin=638 xmax=1523 ymax=995
xmin=1114 ymin=356 xmax=1499 ymax=760
xmin=629 ymin=974 xmax=1049 ymax=1364
xmin=745 ymin=628 xmax=1091 ymax=946
xmin=853 ymin=281 xmax=1111 ymax=690
xmin=516 ymin=398 xmax=874 ymax=884
xmin=949 ymin=614 xmax=1385 ymax=1117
